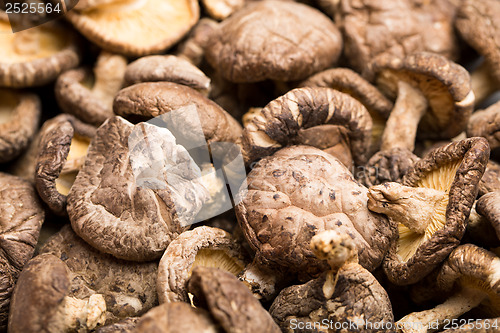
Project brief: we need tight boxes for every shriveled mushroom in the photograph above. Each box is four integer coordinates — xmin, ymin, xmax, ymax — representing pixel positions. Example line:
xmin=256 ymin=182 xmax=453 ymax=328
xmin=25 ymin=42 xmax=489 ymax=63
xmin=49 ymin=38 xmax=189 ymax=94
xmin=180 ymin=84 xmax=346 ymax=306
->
xmin=66 ymin=0 xmax=200 ymax=57
xmin=467 ymin=100 xmax=500 ymax=151
xmin=205 ymin=0 xmax=342 ymax=83
xmin=201 ymin=0 xmax=244 ymax=20
xmin=270 ymin=230 xmax=394 ymax=333
xmin=0 ymin=20 xmax=81 ymax=88
xmin=35 ymin=114 xmax=96 ymax=216
xmin=188 ymin=266 xmax=281 ymax=333
xmin=157 ymin=226 xmax=249 ymax=304
xmin=0 ymin=89 xmax=40 ymax=163
xmin=368 ymin=137 xmax=490 ymax=285
xmin=241 ymin=87 xmax=373 ymax=168
xmin=55 ymin=52 xmax=127 ymax=126
xmin=476 ymin=191 xmax=500 ymax=244
xmin=478 ymin=160 xmax=500 ymax=197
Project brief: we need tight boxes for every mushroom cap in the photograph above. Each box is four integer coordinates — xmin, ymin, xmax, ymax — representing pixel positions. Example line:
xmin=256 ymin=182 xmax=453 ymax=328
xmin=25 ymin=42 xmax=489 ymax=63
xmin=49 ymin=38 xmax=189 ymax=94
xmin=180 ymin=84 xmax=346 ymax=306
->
xmin=0 ymin=89 xmax=40 ymax=163
xmin=67 ymin=116 xmax=203 ymax=261
xmin=157 ymin=226 xmax=249 ymax=304
xmin=66 ymin=0 xmax=200 ymax=57
xmin=188 ymin=266 xmax=281 ymax=333
xmin=241 ymin=87 xmax=373 ymax=166
xmin=174 ymin=18 xmax=219 ymax=66
xmin=467 ymin=101 xmax=500 ymax=151
xmin=0 ymin=21 xmax=81 ymax=88
xmin=123 ymin=55 xmax=211 ymax=93
xmin=477 ymin=191 xmax=500 ymax=242
xmin=373 ymin=52 xmax=474 ymax=140
xmin=478 ymin=160 xmax=500 ymax=197
xmin=205 ymin=0 xmax=342 ymax=83
xmin=381 ymin=137 xmax=490 ymax=285
xmin=235 ymin=145 xmax=395 ymax=278
xmin=35 ymin=114 xmax=96 ymax=216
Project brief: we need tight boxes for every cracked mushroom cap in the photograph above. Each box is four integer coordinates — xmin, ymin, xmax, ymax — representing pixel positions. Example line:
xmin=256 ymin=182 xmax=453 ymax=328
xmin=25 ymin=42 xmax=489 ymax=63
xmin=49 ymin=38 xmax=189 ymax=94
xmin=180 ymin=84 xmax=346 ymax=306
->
xmin=269 ymin=230 xmax=394 ymax=333
xmin=477 ymin=191 xmax=500 ymax=243
xmin=0 ymin=172 xmax=44 ymax=328
xmin=188 ymin=266 xmax=281 ymax=333
xmin=66 ymin=0 xmax=199 ymax=57
xmin=0 ymin=20 xmax=81 ymax=88
xmin=35 ymin=114 xmax=96 ymax=216
xmin=157 ymin=226 xmax=248 ymax=304
xmin=235 ymin=145 xmax=395 ymax=279
xmin=241 ymin=87 xmax=373 ymax=167
xmin=205 ymin=0 xmax=342 ymax=83
xmin=367 ymin=137 xmax=490 ymax=285
xmin=67 ymin=116 xmax=209 ymax=261
xmin=467 ymin=100 xmax=500 ymax=151
xmin=0 ymin=89 xmax=40 ymax=163
xmin=123 ymin=55 xmax=211 ymax=94
xmin=55 ymin=52 xmax=127 ymax=126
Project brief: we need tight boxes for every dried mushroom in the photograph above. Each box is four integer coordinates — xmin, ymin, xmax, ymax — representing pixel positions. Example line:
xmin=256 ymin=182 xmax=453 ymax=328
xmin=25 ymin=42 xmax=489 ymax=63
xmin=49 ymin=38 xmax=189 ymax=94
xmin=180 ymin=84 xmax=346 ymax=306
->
xmin=201 ymin=0 xmax=244 ymax=20
xmin=241 ymin=87 xmax=373 ymax=167
xmin=205 ymin=0 xmax=342 ymax=83
xmin=157 ymin=226 xmax=248 ymax=304
xmin=467 ymin=100 xmax=500 ymax=151
xmin=66 ymin=0 xmax=200 ymax=57
xmin=478 ymin=160 xmax=500 ymax=197
xmin=35 ymin=114 xmax=96 ymax=216
xmin=9 ymin=225 xmax=158 ymax=332
xmin=270 ymin=230 xmax=394 ymax=333
xmin=175 ymin=18 xmax=219 ymax=66
xmin=476 ymin=191 xmax=500 ymax=243
xmin=368 ymin=138 xmax=490 ymax=285
xmin=0 ymin=89 xmax=40 ymax=163
xmin=55 ymin=52 xmax=127 ymax=126
xmin=95 ymin=318 xmax=139 ymax=333
xmin=0 ymin=20 xmax=80 ymax=88
xmin=188 ymin=266 xmax=281 ymax=333
xmin=235 ymin=145 xmax=395 ymax=282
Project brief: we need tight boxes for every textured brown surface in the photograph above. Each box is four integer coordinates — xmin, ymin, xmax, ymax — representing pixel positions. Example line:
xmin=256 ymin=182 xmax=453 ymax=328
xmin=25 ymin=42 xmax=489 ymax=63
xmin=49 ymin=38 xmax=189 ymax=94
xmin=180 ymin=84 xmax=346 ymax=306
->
xmin=175 ymin=18 xmax=219 ymax=66
xmin=95 ymin=318 xmax=139 ymax=333
xmin=205 ymin=0 xmax=342 ymax=83
xmin=467 ymin=101 xmax=500 ymax=151
xmin=477 ymin=191 xmax=500 ymax=241
xmin=478 ymin=160 xmax=500 ymax=197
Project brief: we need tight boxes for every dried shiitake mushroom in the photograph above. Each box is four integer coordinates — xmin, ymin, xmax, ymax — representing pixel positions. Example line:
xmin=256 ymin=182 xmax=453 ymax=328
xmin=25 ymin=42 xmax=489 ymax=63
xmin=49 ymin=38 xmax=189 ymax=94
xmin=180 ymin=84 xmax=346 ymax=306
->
xmin=55 ymin=52 xmax=127 ymax=126
xmin=35 ymin=114 xmax=96 ymax=216
xmin=0 ymin=20 xmax=80 ymax=88
xmin=241 ymin=87 xmax=373 ymax=168
xmin=0 ymin=89 xmax=40 ymax=163
xmin=467 ymin=100 xmax=500 ymax=151
xmin=66 ymin=0 xmax=200 ymax=57
xmin=270 ymin=230 xmax=394 ymax=333
xmin=476 ymin=191 xmax=500 ymax=243
xmin=368 ymin=138 xmax=490 ymax=285
xmin=95 ymin=318 xmax=139 ymax=333
xmin=188 ymin=266 xmax=281 ymax=333
xmin=478 ymin=160 xmax=500 ymax=197
xmin=157 ymin=226 xmax=248 ymax=304
xmin=175 ymin=18 xmax=218 ymax=67
xmin=201 ymin=0 xmax=244 ymax=20
xmin=205 ymin=0 xmax=342 ymax=83
xmin=8 ymin=225 xmax=158 ymax=332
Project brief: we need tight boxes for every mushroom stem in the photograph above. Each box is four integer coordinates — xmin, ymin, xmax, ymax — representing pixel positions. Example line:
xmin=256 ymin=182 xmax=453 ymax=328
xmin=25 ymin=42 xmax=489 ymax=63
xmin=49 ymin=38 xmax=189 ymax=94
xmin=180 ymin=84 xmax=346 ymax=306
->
xmin=55 ymin=294 xmax=107 ymax=331
xmin=238 ymin=260 xmax=284 ymax=301
xmin=380 ymin=80 xmax=428 ymax=152
xmin=92 ymin=52 xmax=127 ymax=109
xmin=471 ymin=61 xmax=499 ymax=106
xmin=396 ymin=288 xmax=485 ymax=333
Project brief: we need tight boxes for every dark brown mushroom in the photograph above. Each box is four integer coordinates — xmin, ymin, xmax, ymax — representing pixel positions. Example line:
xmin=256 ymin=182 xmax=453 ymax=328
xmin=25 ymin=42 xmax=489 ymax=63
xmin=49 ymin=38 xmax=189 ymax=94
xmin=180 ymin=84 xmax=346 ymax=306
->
xmin=476 ymin=191 xmax=500 ymax=243
xmin=174 ymin=18 xmax=219 ymax=67
xmin=467 ymin=100 xmax=500 ymax=151
xmin=478 ymin=160 xmax=500 ymax=197
xmin=205 ymin=0 xmax=342 ymax=83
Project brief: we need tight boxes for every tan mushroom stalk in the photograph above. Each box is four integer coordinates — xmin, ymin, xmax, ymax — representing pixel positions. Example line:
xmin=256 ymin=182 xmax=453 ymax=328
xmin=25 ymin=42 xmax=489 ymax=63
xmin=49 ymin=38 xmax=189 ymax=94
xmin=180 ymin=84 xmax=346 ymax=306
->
xmin=368 ymin=138 xmax=490 ymax=285
xmin=397 ymin=245 xmax=500 ymax=333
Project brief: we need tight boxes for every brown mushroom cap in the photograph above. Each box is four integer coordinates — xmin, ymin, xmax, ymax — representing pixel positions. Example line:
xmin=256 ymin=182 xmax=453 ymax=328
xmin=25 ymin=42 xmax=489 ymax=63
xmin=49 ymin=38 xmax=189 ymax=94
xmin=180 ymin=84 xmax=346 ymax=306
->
xmin=368 ymin=137 xmax=490 ymax=285
xmin=467 ymin=101 xmax=500 ymax=151
xmin=0 ymin=21 xmax=81 ymax=88
xmin=241 ymin=87 xmax=373 ymax=166
xmin=0 ymin=89 xmax=40 ymax=163
xmin=205 ymin=0 xmax=342 ymax=83
xmin=477 ymin=191 xmax=500 ymax=242
xmin=188 ymin=266 xmax=281 ymax=333
xmin=66 ymin=0 xmax=200 ymax=57
xmin=174 ymin=18 xmax=219 ymax=66
xmin=157 ymin=226 xmax=249 ymax=304
xmin=123 ymin=55 xmax=211 ymax=93
xmin=478 ymin=160 xmax=500 ymax=197
xmin=235 ymin=145 xmax=395 ymax=279
xmin=55 ymin=52 xmax=127 ymax=126
xmin=35 ymin=114 xmax=96 ymax=216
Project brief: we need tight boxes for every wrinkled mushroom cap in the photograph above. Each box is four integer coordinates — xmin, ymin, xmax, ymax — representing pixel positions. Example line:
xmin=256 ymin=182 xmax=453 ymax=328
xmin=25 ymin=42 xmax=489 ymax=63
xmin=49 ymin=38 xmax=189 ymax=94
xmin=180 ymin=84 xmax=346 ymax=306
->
xmin=478 ymin=160 xmax=500 ymax=197
xmin=66 ymin=0 xmax=200 ymax=57
xmin=205 ymin=0 xmax=342 ymax=83
xmin=467 ymin=101 xmax=500 ymax=151
xmin=477 ymin=191 xmax=500 ymax=242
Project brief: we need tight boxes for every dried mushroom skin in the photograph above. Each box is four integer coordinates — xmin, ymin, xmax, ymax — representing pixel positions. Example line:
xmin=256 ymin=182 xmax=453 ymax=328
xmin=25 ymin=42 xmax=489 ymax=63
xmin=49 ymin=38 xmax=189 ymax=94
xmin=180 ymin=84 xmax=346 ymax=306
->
xmin=478 ymin=160 xmax=500 ymax=197
xmin=123 ymin=55 xmax=211 ymax=94
xmin=157 ymin=226 xmax=248 ymax=304
xmin=66 ymin=0 xmax=200 ymax=57
xmin=241 ymin=87 xmax=373 ymax=166
xmin=188 ymin=266 xmax=281 ymax=333
xmin=270 ymin=231 xmax=394 ymax=333
xmin=35 ymin=114 xmax=96 ymax=216
xmin=236 ymin=145 xmax=395 ymax=279
xmin=0 ymin=21 xmax=81 ymax=88
xmin=368 ymin=138 xmax=490 ymax=285
xmin=55 ymin=52 xmax=128 ymax=126
xmin=0 ymin=173 xmax=44 ymax=327
xmin=205 ymin=1 xmax=342 ymax=83
xmin=467 ymin=101 xmax=500 ymax=151
xmin=132 ymin=302 xmax=217 ymax=333
xmin=477 ymin=191 xmax=500 ymax=242
xmin=67 ymin=116 xmax=207 ymax=261
xmin=0 ymin=89 xmax=40 ymax=163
